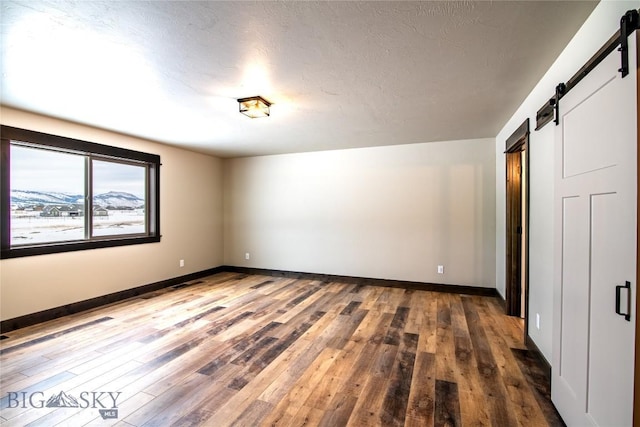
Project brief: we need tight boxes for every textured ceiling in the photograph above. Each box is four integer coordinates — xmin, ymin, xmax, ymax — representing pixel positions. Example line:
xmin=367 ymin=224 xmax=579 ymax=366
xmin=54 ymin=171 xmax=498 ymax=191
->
xmin=1 ymin=1 xmax=598 ymax=158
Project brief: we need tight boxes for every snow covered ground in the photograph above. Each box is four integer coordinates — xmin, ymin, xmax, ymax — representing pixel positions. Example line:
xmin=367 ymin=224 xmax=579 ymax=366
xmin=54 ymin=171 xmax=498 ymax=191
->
xmin=11 ymin=210 xmax=146 ymax=245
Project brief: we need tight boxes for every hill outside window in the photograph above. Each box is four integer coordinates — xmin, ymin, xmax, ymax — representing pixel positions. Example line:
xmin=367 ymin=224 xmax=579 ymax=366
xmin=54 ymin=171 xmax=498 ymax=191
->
xmin=1 ymin=126 xmax=161 ymax=259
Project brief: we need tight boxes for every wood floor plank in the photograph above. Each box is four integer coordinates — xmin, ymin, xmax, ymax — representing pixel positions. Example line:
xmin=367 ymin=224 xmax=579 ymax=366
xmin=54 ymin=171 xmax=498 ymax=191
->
xmin=41 ymin=321 xmax=157 ymax=360
xmin=417 ymin=292 xmax=438 ymax=354
xmin=449 ymin=294 xmax=488 ymax=415
xmin=373 ymin=287 xmax=406 ymax=314
xmin=405 ymin=351 xmax=435 ymax=427
xmin=289 ymin=405 xmax=325 ymax=426
xmin=0 ymin=273 xmax=563 ymax=427
xmin=0 ymin=366 xmax=76 ymax=401
xmin=199 ymin=297 xmax=350 ymax=425
xmin=123 ymin=372 xmax=211 ymax=426
xmin=259 ymin=347 xmax=340 ymax=424
xmin=317 ymin=394 xmax=358 ymax=427
xmin=435 ymin=294 xmax=457 ymax=383
xmin=226 ymin=311 xmax=326 ymax=391
xmin=474 ymin=298 xmax=550 ymax=427
xmin=383 ymin=306 xmax=410 ymax=346
xmin=434 ymin=379 xmax=462 ymax=427
xmin=200 ymin=341 xmax=321 ymax=426
xmin=320 ymin=314 xmax=394 ymax=423
xmin=230 ymin=399 xmax=274 ymax=427
xmin=461 ymin=297 xmax=520 ymax=427
xmin=0 ymin=371 xmax=27 ymax=390
xmin=357 ymin=286 xmax=385 ymax=311
xmin=255 ymin=317 xmax=344 ymax=405
xmin=483 ymin=297 xmax=527 ymax=351
xmin=94 ymin=332 xmax=229 ymax=411
xmin=326 ymin=309 xmax=368 ymax=349
xmin=301 ymin=369 xmax=342 ymax=411
xmin=404 ymin=292 xmax=423 ymax=335
xmin=339 ymin=341 xmax=385 ymax=399
xmin=380 ymin=332 xmax=418 ymax=426
xmin=346 ymin=375 xmax=391 ymax=426
xmin=458 ymin=390 xmax=491 ymax=427
xmin=511 ymin=348 xmax=565 ymax=427
xmin=350 ymin=310 xmax=393 ymax=346
xmin=482 ymin=326 xmax=548 ymax=426
xmin=169 ymin=386 xmax=236 ymax=427
xmin=0 ymin=316 xmax=113 ymax=357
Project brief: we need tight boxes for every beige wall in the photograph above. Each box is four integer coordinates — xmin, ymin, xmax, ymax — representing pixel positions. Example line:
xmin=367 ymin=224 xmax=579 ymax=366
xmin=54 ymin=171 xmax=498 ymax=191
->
xmin=224 ymin=138 xmax=496 ymax=287
xmin=0 ymin=107 xmax=224 ymax=321
xmin=495 ymin=1 xmax=637 ymax=361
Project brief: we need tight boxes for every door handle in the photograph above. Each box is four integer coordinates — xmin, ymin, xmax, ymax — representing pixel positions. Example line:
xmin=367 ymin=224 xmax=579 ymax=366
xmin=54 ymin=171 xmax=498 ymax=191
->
xmin=615 ymin=281 xmax=631 ymax=321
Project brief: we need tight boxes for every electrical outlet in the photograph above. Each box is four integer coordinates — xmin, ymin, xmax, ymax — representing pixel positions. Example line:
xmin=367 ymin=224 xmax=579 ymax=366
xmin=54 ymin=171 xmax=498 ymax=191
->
xmin=179 ymin=259 xmax=185 ymax=268
xmin=437 ymin=265 xmax=444 ymax=274
xmin=245 ymin=252 xmax=250 ymax=260
xmin=536 ymin=313 xmax=540 ymax=329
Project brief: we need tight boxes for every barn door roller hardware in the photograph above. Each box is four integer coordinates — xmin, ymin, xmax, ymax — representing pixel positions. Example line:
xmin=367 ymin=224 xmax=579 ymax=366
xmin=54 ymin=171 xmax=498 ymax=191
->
xmin=536 ymin=8 xmax=640 ymax=131
xmin=535 ymin=83 xmax=565 ymax=130
xmin=619 ymin=9 xmax=639 ymax=77
xmin=553 ymin=83 xmax=566 ymax=126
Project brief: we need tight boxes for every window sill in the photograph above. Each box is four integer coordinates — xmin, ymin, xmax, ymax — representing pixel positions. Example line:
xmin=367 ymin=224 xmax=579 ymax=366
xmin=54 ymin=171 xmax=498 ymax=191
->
xmin=1 ymin=235 xmax=161 ymax=259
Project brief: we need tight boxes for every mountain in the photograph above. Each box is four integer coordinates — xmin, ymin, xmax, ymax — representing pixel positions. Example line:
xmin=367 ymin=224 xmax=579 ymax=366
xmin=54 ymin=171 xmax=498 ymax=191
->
xmin=10 ymin=190 xmax=82 ymax=206
xmin=11 ymin=190 xmax=144 ymax=209
xmin=93 ymin=191 xmax=144 ymax=209
xmin=45 ymin=391 xmax=79 ymax=408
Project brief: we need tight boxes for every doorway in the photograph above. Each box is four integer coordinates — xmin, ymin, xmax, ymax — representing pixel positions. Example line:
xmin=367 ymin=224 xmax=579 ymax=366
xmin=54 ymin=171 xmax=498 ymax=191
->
xmin=505 ymin=119 xmax=529 ymax=333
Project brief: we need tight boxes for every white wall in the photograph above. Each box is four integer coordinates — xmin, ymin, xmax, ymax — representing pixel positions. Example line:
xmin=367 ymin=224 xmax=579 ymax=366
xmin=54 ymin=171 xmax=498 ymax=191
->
xmin=495 ymin=0 xmax=639 ymax=361
xmin=0 ymin=107 xmax=224 ymax=320
xmin=224 ymin=138 xmax=496 ymax=287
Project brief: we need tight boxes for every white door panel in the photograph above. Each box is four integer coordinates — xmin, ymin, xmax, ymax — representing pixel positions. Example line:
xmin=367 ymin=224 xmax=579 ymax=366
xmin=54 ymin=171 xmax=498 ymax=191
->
xmin=563 ymin=75 xmax=618 ymax=178
xmin=588 ymin=192 xmax=634 ymax=426
xmin=558 ymin=196 xmax=589 ymax=404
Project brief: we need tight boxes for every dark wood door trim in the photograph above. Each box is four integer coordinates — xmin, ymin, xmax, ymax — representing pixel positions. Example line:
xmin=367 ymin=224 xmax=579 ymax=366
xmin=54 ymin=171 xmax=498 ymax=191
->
xmin=505 ymin=151 xmax=523 ymax=317
xmin=505 ymin=119 xmax=530 ymax=341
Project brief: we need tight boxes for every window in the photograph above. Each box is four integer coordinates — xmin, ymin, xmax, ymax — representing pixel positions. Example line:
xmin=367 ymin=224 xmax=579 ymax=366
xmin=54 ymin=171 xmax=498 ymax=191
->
xmin=1 ymin=126 xmax=160 ymax=258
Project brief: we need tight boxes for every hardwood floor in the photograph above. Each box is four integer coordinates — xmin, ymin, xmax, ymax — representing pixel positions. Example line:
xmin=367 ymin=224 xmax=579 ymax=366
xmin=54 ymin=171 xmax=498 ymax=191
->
xmin=0 ymin=273 xmax=563 ymax=426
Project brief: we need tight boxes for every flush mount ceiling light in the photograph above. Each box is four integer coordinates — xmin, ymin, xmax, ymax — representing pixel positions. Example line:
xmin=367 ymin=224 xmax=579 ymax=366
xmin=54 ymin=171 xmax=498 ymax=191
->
xmin=237 ymin=96 xmax=271 ymax=118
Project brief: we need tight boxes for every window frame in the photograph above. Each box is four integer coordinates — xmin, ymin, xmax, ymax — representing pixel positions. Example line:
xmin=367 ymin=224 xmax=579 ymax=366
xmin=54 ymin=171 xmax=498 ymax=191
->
xmin=1 ymin=125 xmax=161 ymax=259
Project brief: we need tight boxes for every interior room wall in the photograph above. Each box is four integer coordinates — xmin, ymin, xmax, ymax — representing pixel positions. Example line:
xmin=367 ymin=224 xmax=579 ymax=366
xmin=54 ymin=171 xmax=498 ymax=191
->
xmin=0 ymin=106 xmax=224 ymax=321
xmin=224 ymin=138 xmax=496 ymax=288
xmin=495 ymin=1 xmax=638 ymax=362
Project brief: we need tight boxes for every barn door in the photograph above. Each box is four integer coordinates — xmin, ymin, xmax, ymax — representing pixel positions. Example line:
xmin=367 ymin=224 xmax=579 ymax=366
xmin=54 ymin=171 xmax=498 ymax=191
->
xmin=552 ymin=35 xmax=637 ymax=426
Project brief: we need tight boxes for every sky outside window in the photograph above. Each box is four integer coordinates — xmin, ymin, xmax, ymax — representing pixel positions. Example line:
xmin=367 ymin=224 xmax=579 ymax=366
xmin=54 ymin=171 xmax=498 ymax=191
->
xmin=92 ymin=159 xmax=145 ymax=199
xmin=11 ymin=144 xmax=84 ymax=195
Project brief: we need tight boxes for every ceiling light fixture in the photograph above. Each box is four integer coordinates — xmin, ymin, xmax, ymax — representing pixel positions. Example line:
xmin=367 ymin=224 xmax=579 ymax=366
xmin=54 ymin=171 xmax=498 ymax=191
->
xmin=237 ymin=96 xmax=271 ymax=118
